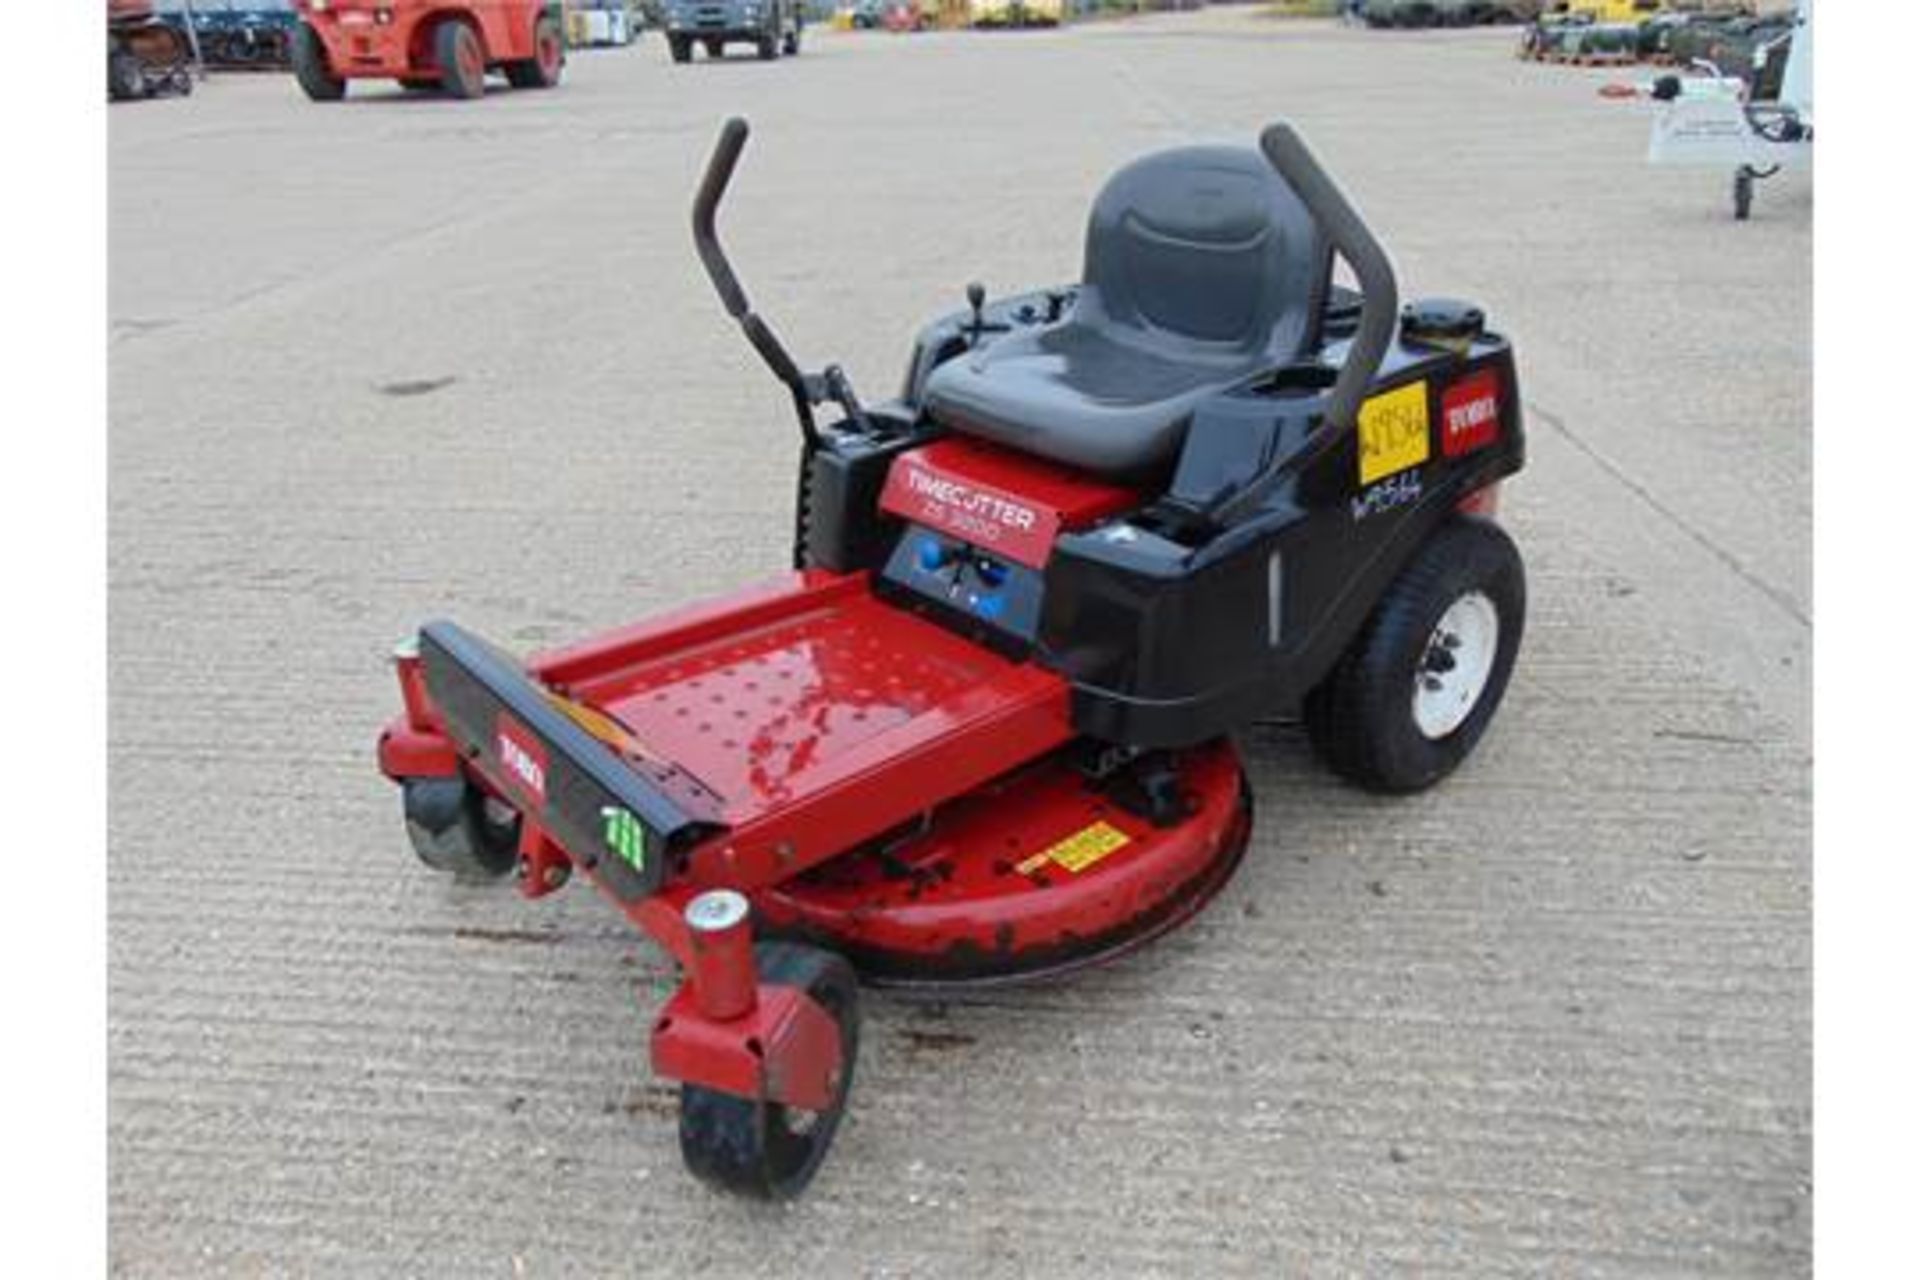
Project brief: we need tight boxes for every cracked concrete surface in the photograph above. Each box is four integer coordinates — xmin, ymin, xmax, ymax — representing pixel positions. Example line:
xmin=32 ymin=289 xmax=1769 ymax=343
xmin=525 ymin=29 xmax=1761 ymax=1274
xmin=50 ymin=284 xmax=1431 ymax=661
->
xmin=110 ymin=13 xmax=1810 ymax=1276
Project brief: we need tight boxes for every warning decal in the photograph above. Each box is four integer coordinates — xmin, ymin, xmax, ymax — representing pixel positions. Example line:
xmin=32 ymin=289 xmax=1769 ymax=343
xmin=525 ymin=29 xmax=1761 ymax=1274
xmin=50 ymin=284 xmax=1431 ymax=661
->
xmin=1016 ymin=821 xmax=1133 ymax=877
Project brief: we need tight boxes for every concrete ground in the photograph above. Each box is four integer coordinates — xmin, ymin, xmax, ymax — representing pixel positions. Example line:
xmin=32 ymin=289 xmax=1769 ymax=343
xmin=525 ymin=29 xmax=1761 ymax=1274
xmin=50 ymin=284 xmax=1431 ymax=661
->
xmin=109 ymin=12 xmax=1811 ymax=1277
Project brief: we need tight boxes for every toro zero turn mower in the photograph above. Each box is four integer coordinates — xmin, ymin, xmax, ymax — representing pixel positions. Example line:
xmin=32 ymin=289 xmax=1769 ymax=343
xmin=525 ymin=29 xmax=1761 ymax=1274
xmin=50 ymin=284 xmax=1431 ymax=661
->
xmin=377 ymin=117 xmax=1528 ymax=1198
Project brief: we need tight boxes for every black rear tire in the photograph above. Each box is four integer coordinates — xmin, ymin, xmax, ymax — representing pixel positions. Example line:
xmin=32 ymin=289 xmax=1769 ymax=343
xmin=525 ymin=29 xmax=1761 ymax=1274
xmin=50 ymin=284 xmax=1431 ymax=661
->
xmin=505 ymin=13 xmax=564 ymax=88
xmin=437 ymin=19 xmax=486 ymax=99
xmin=757 ymin=32 xmax=777 ymax=59
xmin=679 ymin=942 xmax=859 ymax=1199
xmin=291 ymin=23 xmax=346 ymax=101
xmin=1305 ymin=517 xmax=1526 ymax=793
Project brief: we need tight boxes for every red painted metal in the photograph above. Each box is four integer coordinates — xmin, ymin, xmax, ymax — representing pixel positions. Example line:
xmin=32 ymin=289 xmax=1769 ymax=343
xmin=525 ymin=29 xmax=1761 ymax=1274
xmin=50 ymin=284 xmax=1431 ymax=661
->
xmin=533 ymin=570 xmax=1074 ymax=891
xmin=292 ymin=0 xmax=545 ymax=81
xmin=651 ymin=982 xmax=844 ymax=1111
xmin=686 ymin=893 xmax=759 ymax=1021
xmin=376 ymin=722 xmax=458 ymax=779
xmin=879 ymin=438 xmax=1140 ymax=570
xmin=756 ymin=740 xmax=1250 ymax=982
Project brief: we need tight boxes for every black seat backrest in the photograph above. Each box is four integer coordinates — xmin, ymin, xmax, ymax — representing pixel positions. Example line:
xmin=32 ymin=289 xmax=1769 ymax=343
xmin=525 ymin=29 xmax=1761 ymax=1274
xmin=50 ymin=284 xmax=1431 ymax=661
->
xmin=1079 ymin=145 xmax=1332 ymax=365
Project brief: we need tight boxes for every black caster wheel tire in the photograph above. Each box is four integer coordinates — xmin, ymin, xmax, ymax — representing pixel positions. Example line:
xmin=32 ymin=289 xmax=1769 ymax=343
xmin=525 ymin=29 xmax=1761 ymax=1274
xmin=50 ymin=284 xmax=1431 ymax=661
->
xmin=437 ymin=19 xmax=487 ymax=99
xmin=291 ymin=23 xmax=346 ymax=101
xmin=679 ymin=942 xmax=859 ymax=1200
xmin=401 ymin=776 xmax=521 ymax=880
xmin=1305 ymin=516 xmax=1526 ymax=794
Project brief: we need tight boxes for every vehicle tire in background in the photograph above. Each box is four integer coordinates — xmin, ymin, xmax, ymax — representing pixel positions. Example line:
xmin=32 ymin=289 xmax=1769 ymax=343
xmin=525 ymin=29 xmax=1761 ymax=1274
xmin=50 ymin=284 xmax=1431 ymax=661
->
xmin=436 ymin=19 xmax=486 ymax=99
xmin=505 ymin=13 xmax=564 ymax=88
xmin=291 ymin=22 xmax=346 ymax=101
xmin=758 ymin=31 xmax=777 ymax=59
xmin=783 ymin=22 xmax=800 ymax=55
xmin=109 ymin=50 xmax=146 ymax=101
xmin=669 ymin=34 xmax=692 ymax=62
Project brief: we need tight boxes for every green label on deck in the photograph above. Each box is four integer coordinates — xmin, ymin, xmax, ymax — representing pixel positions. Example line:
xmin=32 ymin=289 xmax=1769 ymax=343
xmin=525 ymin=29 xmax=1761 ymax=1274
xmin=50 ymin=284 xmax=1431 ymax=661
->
xmin=601 ymin=805 xmax=647 ymax=875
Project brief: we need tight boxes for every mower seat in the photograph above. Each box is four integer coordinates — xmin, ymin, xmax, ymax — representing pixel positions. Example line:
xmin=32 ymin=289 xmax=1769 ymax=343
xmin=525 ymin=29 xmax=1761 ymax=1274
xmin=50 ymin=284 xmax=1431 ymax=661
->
xmin=923 ymin=145 xmax=1332 ymax=476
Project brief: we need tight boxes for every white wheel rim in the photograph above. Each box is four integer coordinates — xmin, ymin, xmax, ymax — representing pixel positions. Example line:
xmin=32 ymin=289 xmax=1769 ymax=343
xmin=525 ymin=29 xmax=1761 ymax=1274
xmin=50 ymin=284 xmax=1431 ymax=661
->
xmin=1412 ymin=591 xmax=1500 ymax=740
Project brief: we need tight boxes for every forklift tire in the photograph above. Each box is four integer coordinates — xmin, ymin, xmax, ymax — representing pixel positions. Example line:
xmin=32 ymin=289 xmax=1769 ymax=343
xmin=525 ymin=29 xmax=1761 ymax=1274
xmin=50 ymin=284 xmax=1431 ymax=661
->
xmin=504 ymin=13 xmax=564 ymax=88
xmin=669 ymin=35 xmax=691 ymax=63
xmin=1304 ymin=517 xmax=1525 ymax=794
xmin=679 ymin=942 xmax=859 ymax=1200
xmin=109 ymin=51 xmax=146 ymax=102
xmin=401 ymin=776 xmax=521 ymax=880
xmin=291 ymin=23 xmax=346 ymax=101
xmin=436 ymin=20 xmax=487 ymax=99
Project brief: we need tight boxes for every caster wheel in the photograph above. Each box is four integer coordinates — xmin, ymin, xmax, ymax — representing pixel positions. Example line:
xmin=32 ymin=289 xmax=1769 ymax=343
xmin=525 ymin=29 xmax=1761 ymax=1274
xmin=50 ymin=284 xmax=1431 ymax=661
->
xmin=1305 ymin=516 xmax=1525 ymax=793
xmin=679 ymin=942 xmax=859 ymax=1199
xmin=401 ymin=776 xmax=520 ymax=879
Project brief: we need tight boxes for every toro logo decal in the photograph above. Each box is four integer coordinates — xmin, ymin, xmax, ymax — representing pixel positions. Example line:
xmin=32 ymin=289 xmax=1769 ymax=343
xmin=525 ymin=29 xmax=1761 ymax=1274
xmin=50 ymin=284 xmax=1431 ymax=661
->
xmin=1440 ymin=370 xmax=1501 ymax=458
xmin=495 ymin=714 xmax=548 ymax=805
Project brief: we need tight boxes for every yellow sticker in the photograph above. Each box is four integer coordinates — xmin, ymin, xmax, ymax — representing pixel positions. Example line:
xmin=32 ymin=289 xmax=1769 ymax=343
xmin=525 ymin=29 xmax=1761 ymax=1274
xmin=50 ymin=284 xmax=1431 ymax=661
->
xmin=1016 ymin=821 xmax=1132 ymax=877
xmin=1357 ymin=381 xmax=1431 ymax=485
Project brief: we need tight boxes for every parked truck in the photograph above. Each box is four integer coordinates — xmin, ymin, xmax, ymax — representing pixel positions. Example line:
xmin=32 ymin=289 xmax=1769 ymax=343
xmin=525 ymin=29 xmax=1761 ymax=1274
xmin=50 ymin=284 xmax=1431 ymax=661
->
xmin=659 ymin=0 xmax=802 ymax=60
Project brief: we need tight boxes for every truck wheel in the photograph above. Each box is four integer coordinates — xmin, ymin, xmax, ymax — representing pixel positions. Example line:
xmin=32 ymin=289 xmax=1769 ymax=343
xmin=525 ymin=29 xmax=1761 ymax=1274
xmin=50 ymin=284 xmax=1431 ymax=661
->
xmin=505 ymin=13 xmax=564 ymax=88
xmin=705 ymin=37 xmax=724 ymax=57
xmin=669 ymin=34 xmax=691 ymax=62
xmin=401 ymin=776 xmax=521 ymax=880
xmin=109 ymin=50 xmax=146 ymax=101
xmin=783 ymin=25 xmax=800 ymax=55
xmin=679 ymin=943 xmax=859 ymax=1200
xmin=757 ymin=32 xmax=778 ymax=59
xmin=436 ymin=19 xmax=486 ymax=99
xmin=1305 ymin=517 xmax=1525 ymax=793
xmin=291 ymin=22 xmax=346 ymax=101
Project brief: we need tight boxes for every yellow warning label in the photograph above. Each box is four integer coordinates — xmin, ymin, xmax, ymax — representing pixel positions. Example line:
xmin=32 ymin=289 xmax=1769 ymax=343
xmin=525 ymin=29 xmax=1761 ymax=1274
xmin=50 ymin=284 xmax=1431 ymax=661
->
xmin=1357 ymin=380 xmax=1431 ymax=485
xmin=1016 ymin=821 xmax=1132 ymax=877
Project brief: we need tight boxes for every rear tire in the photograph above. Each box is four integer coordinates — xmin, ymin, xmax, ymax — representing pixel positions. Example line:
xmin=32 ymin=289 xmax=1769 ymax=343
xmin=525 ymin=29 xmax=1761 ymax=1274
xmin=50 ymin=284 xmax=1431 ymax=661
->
xmin=505 ymin=13 xmax=564 ymax=88
xmin=669 ymin=34 xmax=691 ymax=62
xmin=1304 ymin=518 xmax=1526 ymax=793
xmin=291 ymin=23 xmax=346 ymax=101
xmin=436 ymin=19 xmax=486 ymax=99
xmin=705 ymin=37 xmax=724 ymax=57
xmin=679 ymin=943 xmax=859 ymax=1199
xmin=783 ymin=24 xmax=800 ymax=55
xmin=757 ymin=32 xmax=777 ymax=58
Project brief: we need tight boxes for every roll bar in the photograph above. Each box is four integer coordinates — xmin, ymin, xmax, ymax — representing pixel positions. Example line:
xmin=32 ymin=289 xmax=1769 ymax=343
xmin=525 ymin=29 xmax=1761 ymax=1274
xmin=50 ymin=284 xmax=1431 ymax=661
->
xmin=1203 ymin=123 xmax=1401 ymax=529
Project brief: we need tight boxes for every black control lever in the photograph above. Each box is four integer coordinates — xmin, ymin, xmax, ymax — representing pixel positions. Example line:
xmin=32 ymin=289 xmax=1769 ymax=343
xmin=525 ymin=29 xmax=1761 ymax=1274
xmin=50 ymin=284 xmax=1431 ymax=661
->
xmin=961 ymin=281 xmax=1010 ymax=345
xmin=693 ymin=117 xmax=874 ymax=444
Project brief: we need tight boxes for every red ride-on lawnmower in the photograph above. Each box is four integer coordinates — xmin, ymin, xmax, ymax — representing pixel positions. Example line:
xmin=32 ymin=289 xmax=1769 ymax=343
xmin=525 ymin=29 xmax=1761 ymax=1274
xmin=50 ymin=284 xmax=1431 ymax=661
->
xmin=378 ymin=118 xmax=1528 ymax=1197
xmin=290 ymin=0 xmax=563 ymax=100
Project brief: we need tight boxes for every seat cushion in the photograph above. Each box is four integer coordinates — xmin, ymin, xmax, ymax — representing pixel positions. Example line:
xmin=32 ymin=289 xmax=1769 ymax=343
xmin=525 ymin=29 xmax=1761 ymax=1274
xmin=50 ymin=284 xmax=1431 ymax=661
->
xmin=923 ymin=321 xmax=1256 ymax=475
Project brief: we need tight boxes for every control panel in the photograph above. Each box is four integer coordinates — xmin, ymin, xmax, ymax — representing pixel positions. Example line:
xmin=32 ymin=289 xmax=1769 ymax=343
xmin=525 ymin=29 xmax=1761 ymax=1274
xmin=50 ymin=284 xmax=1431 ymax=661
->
xmin=879 ymin=525 xmax=1047 ymax=646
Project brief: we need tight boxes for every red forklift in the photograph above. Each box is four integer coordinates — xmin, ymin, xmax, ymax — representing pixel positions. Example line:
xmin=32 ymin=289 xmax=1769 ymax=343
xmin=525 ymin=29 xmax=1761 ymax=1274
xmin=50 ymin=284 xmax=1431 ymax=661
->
xmin=290 ymin=0 xmax=564 ymax=99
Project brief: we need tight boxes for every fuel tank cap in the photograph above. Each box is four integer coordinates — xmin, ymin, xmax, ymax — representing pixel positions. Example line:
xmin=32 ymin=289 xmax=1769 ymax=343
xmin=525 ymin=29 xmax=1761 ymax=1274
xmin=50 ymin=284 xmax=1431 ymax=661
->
xmin=1400 ymin=298 xmax=1486 ymax=354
